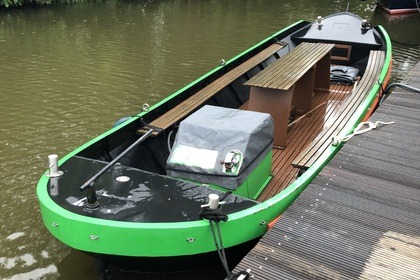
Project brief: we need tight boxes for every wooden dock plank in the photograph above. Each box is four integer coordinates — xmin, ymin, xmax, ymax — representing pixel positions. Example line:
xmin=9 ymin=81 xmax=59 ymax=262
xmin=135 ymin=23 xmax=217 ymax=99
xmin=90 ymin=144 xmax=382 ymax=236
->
xmin=233 ymin=61 xmax=420 ymax=279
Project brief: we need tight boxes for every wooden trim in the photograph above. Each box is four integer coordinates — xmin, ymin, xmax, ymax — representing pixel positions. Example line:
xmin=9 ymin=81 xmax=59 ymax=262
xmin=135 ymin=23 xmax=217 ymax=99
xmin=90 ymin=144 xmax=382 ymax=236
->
xmin=331 ymin=44 xmax=352 ymax=62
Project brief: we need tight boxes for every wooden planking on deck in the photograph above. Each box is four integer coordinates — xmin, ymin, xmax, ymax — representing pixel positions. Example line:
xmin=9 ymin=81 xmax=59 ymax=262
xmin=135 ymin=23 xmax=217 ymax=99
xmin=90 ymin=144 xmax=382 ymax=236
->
xmin=291 ymin=50 xmax=385 ymax=169
xmin=233 ymin=61 xmax=420 ymax=279
xmin=258 ymin=83 xmax=352 ymax=201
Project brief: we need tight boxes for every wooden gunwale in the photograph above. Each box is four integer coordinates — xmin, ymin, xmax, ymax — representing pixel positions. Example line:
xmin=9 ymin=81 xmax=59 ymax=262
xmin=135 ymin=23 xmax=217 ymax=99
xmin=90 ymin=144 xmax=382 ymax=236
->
xmin=138 ymin=43 xmax=285 ymax=135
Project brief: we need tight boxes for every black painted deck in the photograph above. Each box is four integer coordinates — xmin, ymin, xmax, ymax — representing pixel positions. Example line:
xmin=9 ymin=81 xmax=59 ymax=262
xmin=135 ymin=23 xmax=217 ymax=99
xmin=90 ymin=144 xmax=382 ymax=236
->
xmin=233 ymin=62 xmax=420 ymax=279
xmin=49 ymin=156 xmax=257 ymax=223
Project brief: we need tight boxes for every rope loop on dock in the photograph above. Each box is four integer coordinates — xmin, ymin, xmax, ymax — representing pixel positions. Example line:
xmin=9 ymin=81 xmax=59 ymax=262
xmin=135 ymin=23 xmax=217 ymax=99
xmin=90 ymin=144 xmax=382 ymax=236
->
xmin=331 ymin=120 xmax=395 ymax=146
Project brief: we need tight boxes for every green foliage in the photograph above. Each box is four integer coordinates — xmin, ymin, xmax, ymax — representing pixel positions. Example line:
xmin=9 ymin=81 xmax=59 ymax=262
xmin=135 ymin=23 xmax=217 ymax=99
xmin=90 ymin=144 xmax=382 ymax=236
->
xmin=0 ymin=0 xmax=97 ymax=8
xmin=0 ymin=0 xmax=22 ymax=8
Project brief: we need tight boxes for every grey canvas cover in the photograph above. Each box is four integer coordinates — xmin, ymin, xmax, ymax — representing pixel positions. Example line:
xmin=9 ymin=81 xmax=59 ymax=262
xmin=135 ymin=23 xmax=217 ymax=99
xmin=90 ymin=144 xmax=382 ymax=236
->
xmin=166 ymin=105 xmax=273 ymax=190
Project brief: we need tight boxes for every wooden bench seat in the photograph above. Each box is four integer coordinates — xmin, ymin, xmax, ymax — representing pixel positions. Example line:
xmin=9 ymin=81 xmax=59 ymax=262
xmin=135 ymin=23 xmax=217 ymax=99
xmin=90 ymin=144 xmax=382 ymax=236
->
xmin=292 ymin=50 xmax=385 ymax=170
xmin=244 ymin=42 xmax=334 ymax=91
xmin=245 ymin=42 xmax=335 ymax=147
xmin=138 ymin=42 xmax=286 ymax=135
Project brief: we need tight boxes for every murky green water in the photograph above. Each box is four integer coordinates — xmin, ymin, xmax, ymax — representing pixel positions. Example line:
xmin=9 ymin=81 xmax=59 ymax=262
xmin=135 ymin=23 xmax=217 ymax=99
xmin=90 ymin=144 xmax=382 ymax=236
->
xmin=0 ymin=0 xmax=419 ymax=279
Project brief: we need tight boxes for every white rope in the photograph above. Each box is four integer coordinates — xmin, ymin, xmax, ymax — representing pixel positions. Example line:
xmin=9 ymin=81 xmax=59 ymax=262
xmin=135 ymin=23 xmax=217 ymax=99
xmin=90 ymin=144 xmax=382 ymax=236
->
xmin=331 ymin=121 xmax=395 ymax=146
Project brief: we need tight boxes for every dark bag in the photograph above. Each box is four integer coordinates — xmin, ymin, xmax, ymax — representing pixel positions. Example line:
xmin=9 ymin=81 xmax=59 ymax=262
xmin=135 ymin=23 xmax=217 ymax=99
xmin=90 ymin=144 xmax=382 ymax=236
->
xmin=330 ymin=65 xmax=359 ymax=85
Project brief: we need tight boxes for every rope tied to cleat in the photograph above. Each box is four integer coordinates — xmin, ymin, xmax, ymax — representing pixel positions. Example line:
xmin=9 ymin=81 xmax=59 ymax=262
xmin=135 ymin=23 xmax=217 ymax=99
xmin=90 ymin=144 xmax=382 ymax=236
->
xmin=199 ymin=192 xmax=250 ymax=280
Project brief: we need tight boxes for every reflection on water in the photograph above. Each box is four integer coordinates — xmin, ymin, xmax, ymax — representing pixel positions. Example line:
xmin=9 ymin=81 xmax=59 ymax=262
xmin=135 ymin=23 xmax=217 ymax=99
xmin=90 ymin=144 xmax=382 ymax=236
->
xmin=0 ymin=0 xmax=418 ymax=279
xmin=371 ymin=8 xmax=420 ymax=81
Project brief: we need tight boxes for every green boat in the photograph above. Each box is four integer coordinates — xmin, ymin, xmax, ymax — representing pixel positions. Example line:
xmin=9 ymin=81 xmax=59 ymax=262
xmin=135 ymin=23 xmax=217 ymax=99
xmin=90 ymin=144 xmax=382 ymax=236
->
xmin=36 ymin=12 xmax=392 ymax=274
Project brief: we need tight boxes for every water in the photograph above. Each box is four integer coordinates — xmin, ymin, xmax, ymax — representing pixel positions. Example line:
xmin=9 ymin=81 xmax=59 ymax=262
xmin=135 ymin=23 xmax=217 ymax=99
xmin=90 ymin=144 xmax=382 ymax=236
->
xmin=0 ymin=0 xmax=419 ymax=279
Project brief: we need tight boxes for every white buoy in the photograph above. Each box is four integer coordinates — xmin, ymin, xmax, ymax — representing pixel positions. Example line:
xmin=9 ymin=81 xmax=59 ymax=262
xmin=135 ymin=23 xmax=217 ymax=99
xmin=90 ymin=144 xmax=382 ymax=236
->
xmin=47 ymin=154 xmax=63 ymax=177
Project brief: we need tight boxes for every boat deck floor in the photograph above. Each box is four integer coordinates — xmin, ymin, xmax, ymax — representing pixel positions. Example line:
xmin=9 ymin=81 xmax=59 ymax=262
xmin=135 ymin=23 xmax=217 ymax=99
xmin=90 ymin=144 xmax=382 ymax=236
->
xmin=255 ymin=83 xmax=353 ymax=201
xmin=52 ymin=156 xmax=259 ymax=223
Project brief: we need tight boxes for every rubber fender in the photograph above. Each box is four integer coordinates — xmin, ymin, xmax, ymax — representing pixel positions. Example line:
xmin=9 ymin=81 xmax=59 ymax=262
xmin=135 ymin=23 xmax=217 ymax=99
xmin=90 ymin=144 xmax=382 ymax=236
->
xmin=113 ymin=117 xmax=131 ymax=128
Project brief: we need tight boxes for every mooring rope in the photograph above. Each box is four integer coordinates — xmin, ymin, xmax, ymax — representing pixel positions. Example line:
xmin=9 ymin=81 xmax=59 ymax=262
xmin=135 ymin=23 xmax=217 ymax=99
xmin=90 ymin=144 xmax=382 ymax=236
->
xmin=331 ymin=121 xmax=395 ymax=146
xmin=379 ymin=82 xmax=420 ymax=106
xmin=210 ymin=220 xmax=231 ymax=277
xmin=199 ymin=192 xmax=250 ymax=280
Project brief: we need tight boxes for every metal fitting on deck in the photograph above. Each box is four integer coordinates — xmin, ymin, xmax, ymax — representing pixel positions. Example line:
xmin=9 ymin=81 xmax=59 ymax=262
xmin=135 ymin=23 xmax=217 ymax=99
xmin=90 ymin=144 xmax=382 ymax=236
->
xmin=201 ymin=194 xmax=226 ymax=210
xmin=47 ymin=154 xmax=63 ymax=177
xmin=317 ymin=16 xmax=323 ymax=26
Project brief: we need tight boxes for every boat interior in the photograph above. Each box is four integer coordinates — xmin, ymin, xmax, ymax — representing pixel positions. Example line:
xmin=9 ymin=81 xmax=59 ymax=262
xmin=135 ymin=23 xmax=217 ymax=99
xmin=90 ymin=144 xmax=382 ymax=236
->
xmin=70 ymin=22 xmax=385 ymax=212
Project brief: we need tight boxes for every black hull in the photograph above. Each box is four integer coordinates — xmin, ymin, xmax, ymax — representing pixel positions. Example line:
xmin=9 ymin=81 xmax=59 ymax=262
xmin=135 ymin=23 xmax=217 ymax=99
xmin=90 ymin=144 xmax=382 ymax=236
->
xmin=87 ymin=237 xmax=260 ymax=274
xmin=377 ymin=0 xmax=420 ymax=13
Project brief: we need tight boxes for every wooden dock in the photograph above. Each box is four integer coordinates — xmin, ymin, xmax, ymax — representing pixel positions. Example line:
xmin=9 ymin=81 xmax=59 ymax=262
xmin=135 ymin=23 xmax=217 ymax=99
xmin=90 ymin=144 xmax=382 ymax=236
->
xmin=233 ymin=61 xmax=420 ymax=279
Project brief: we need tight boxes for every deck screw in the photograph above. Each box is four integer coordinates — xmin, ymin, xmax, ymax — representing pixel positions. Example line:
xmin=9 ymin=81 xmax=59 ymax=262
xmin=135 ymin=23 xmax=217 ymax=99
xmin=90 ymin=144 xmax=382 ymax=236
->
xmin=259 ymin=220 xmax=267 ymax=225
xmin=51 ymin=222 xmax=59 ymax=227
xmin=186 ymin=237 xmax=196 ymax=243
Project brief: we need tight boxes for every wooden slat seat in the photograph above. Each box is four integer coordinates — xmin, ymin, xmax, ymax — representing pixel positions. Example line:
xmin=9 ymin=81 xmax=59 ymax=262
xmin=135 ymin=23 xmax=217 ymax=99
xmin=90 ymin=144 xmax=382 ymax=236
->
xmin=138 ymin=43 xmax=286 ymax=135
xmin=244 ymin=42 xmax=334 ymax=91
xmin=245 ymin=42 xmax=335 ymax=147
xmin=291 ymin=50 xmax=385 ymax=170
